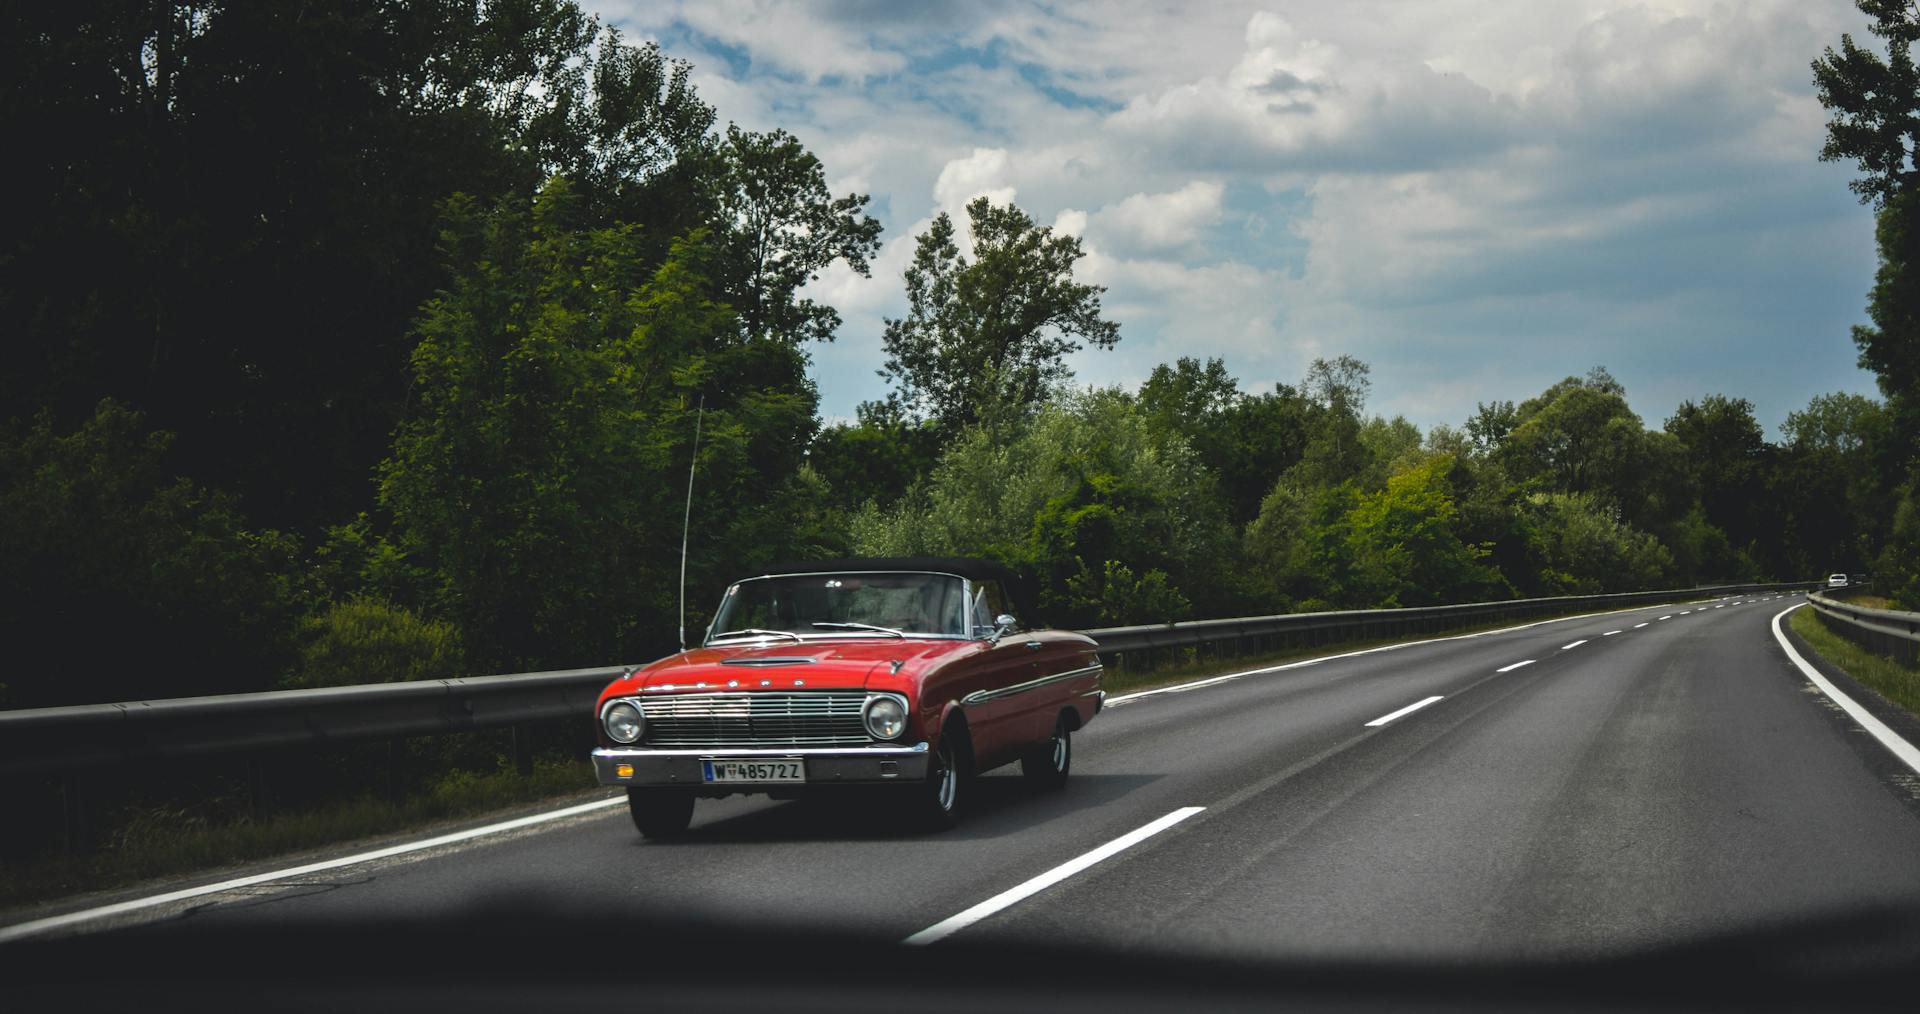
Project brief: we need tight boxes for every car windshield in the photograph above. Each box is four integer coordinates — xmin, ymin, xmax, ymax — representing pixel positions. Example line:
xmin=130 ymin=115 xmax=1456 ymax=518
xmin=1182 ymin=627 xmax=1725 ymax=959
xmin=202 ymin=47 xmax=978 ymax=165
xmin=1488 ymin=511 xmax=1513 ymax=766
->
xmin=708 ymin=572 xmax=969 ymax=641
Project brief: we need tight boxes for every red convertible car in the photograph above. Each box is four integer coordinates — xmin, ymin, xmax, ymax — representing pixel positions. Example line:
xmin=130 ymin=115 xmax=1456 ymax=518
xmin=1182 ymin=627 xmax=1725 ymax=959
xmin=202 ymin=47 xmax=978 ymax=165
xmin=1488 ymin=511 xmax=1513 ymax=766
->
xmin=592 ymin=557 xmax=1104 ymax=837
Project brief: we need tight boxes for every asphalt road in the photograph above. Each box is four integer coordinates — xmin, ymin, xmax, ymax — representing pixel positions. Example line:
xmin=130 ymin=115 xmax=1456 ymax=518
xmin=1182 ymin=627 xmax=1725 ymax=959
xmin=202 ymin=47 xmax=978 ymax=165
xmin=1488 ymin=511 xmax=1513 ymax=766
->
xmin=21 ymin=594 xmax=1920 ymax=963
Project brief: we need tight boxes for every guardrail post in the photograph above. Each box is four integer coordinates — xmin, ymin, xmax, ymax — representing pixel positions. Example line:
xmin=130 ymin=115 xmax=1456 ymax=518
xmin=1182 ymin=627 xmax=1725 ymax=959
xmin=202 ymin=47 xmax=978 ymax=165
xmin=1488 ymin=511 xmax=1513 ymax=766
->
xmin=246 ymin=755 xmax=272 ymax=820
xmin=386 ymin=738 xmax=406 ymax=803
xmin=61 ymin=774 xmax=90 ymax=854
xmin=512 ymin=724 xmax=534 ymax=777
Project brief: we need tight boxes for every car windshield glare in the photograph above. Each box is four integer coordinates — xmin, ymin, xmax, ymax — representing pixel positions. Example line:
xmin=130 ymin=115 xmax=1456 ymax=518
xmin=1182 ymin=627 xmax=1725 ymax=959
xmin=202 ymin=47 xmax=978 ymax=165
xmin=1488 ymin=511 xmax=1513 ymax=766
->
xmin=708 ymin=572 xmax=969 ymax=641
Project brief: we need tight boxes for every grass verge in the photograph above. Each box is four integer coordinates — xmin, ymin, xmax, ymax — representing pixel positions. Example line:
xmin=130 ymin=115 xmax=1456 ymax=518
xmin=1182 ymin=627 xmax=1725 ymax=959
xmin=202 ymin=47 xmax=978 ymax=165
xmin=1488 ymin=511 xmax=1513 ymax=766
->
xmin=1790 ymin=607 xmax=1920 ymax=718
xmin=0 ymin=758 xmax=600 ymax=913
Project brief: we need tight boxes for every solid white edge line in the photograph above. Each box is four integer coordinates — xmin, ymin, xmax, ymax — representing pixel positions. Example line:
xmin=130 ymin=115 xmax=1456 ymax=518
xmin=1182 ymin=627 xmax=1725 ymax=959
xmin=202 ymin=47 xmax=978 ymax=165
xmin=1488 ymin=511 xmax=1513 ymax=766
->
xmin=1364 ymin=695 xmax=1445 ymax=727
xmin=1770 ymin=604 xmax=1920 ymax=777
xmin=1561 ymin=640 xmax=1587 ymax=650
xmin=0 ymin=795 xmax=629 ymax=943
xmin=1496 ymin=660 xmax=1536 ymax=672
xmin=1105 ymin=597 xmax=1715 ymax=708
xmin=902 ymin=806 xmax=1206 ymax=946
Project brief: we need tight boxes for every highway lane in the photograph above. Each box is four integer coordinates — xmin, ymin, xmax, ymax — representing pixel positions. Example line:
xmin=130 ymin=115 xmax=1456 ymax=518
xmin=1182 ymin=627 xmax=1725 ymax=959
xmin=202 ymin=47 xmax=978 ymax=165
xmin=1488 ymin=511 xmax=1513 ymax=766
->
xmin=24 ymin=592 xmax=1920 ymax=961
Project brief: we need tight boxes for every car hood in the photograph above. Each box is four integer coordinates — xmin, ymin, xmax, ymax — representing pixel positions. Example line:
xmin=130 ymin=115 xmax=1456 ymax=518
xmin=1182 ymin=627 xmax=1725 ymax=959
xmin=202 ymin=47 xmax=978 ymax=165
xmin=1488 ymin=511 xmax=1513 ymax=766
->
xmin=607 ymin=638 xmax=974 ymax=695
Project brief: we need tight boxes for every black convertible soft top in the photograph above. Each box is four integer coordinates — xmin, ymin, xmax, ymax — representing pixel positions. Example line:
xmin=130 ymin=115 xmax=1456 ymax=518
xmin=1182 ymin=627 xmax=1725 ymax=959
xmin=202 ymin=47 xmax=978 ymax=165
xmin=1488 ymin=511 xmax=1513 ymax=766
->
xmin=759 ymin=556 xmax=1039 ymax=625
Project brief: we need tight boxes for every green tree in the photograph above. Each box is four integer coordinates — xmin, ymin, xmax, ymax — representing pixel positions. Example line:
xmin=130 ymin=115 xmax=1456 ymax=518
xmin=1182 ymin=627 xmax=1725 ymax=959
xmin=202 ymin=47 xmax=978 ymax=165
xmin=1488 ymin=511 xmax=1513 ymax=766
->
xmin=1244 ymin=478 xmax=1365 ymax=611
xmin=374 ymin=180 xmax=825 ymax=670
xmin=709 ymin=126 xmax=884 ymax=347
xmin=1500 ymin=370 xmax=1690 ymax=533
xmin=1518 ymin=493 xmax=1675 ymax=595
xmin=849 ymin=389 xmax=1235 ymax=625
xmin=1295 ymin=355 xmax=1373 ymax=484
xmin=3 ymin=0 xmax=684 ymax=532
xmin=1815 ymin=1 xmax=1920 ymax=604
xmin=1138 ymin=357 xmax=1315 ymax=524
xmin=808 ymin=400 xmax=943 ymax=511
xmin=878 ymin=197 xmax=1120 ymax=434
xmin=1813 ymin=1 xmax=1920 ymax=206
xmin=1341 ymin=457 xmax=1509 ymax=607
xmin=1664 ymin=395 xmax=1767 ymax=566
xmin=0 ymin=402 xmax=306 ymax=707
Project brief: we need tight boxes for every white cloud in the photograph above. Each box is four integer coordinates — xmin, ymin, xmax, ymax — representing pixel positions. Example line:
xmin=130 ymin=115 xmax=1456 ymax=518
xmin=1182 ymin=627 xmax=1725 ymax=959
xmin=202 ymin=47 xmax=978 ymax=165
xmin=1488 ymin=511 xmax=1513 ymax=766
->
xmin=591 ymin=0 xmax=1884 ymax=432
xmin=931 ymin=148 xmax=1018 ymax=215
xmin=1088 ymin=181 xmax=1226 ymax=255
xmin=644 ymin=0 xmax=906 ymax=81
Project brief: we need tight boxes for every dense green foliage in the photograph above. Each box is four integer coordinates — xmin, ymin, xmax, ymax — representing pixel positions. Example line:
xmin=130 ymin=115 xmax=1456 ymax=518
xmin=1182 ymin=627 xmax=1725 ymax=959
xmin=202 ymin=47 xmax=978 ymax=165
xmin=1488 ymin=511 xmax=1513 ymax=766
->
xmin=285 ymin=597 xmax=464 ymax=690
xmin=0 ymin=403 xmax=305 ymax=708
xmin=1815 ymin=0 xmax=1920 ymax=608
xmin=877 ymin=197 xmax=1121 ymax=436
xmin=1 ymin=1 xmax=1915 ymax=709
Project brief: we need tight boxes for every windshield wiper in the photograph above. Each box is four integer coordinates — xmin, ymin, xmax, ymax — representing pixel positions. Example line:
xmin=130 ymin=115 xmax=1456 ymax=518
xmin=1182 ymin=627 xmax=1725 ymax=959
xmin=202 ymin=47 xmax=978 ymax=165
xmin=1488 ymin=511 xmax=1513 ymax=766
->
xmin=710 ymin=628 xmax=805 ymax=643
xmin=811 ymin=621 xmax=906 ymax=638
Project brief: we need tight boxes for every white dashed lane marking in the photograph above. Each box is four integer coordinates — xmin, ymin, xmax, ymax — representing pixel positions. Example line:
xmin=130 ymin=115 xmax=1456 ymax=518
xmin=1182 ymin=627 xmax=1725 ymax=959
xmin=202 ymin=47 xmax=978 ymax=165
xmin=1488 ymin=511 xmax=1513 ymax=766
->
xmin=1365 ymin=695 xmax=1446 ymax=728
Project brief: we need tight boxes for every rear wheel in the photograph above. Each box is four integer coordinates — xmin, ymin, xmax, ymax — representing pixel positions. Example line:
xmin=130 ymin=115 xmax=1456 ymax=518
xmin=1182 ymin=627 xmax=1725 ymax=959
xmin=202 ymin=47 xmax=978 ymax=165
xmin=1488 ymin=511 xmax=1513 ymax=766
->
xmin=627 ymin=787 xmax=695 ymax=839
xmin=1021 ymin=713 xmax=1072 ymax=790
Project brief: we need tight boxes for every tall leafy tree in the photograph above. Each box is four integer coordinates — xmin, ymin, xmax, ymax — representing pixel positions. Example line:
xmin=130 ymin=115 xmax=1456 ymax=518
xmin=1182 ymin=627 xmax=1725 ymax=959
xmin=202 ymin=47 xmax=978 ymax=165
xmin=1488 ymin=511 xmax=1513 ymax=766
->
xmin=373 ymin=180 xmax=824 ymax=670
xmin=1 ymin=1 xmax=716 ymax=532
xmin=1664 ymin=395 xmax=1767 ymax=556
xmin=878 ymin=197 xmax=1120 ymax=434
xmin=850 ymin=388 xmax=1235 ymax=625
xmin=1138 ymin=357 xmax=1313 ymax=524
xmin=1815 ymin=0 xmax=1920 ymax=602
xmin=710 ymin=126 xmax=883 ymax=347
xmin=1340 ymin=456 xmax=1508 ymax=608
xmin=0 ymin=402 xmax=305 ymax=707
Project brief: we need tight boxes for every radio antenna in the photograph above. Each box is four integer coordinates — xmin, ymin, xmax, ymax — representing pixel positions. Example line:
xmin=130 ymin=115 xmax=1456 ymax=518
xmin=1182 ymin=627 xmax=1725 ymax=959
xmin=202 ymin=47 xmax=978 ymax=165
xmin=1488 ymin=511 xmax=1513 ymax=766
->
xmin=678 ymin=395 xmax=706 ymax=652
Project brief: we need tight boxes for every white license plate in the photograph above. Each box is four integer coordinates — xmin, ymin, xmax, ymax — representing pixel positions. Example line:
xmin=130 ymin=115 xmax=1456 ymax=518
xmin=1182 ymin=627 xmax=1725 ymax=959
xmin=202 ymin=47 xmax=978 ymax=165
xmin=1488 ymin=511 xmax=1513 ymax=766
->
xmin=702 ymin=758 xmax=807 ymax=783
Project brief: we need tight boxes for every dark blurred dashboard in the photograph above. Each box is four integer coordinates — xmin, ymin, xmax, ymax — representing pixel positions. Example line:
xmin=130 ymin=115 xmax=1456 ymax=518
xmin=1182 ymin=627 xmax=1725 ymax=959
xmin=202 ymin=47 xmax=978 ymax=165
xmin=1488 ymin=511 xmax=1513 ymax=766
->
xmin=5 ymin=898 xmax=1917 ymax=1013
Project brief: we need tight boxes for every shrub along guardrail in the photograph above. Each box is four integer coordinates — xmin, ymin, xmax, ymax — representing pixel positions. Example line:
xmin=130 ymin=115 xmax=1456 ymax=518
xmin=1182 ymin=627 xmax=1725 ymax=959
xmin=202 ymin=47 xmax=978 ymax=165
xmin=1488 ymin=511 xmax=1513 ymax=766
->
xmin=1808 ymin=587 xmax=1920 ymax=667
xmin=0 ymin=581 xmax=1813 ymax=850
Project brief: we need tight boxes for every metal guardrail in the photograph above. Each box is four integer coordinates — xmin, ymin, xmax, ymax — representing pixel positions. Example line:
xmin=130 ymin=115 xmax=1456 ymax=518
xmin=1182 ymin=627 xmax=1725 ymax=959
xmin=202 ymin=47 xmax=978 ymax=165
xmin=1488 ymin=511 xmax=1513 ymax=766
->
xmin=0 ymin=582 xmax=1813 ymax=780
xmin=0 ymin=667 xmax=622 ymax=779
xmin=1087 ymin=583 xmax=1810 ymax=665
xmin=1808 ymin=587 xmax=1920 ymax=667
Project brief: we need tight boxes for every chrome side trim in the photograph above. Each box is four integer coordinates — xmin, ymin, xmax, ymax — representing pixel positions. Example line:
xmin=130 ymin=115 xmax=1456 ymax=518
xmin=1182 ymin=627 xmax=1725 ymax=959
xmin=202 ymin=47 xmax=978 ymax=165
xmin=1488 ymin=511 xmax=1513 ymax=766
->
xmin=720 ymin=657 xmax=820 ymax=666
xmin=594 ymin=743 xmax=928 ymax=759
xmin=960 ymin=664 xmax=1104 ymax=707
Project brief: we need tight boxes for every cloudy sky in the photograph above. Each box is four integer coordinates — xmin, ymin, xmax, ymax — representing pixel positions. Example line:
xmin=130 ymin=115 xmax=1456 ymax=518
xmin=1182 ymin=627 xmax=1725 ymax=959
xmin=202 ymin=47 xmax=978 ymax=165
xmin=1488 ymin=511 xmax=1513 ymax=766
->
xmin=590 ymin=0 xmax=1885 ymax=436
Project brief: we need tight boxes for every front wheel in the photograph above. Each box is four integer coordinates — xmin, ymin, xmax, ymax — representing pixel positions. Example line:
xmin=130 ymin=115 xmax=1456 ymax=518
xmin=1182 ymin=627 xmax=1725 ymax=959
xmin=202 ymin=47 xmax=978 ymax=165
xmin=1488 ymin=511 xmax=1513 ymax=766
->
xmin=627 ymin=787 xmax=695 ymax=839
xmin=1021 ymin=714 xmax=1072 ymax=791
xmin=912 ymin=729 xmax=965 ymax=830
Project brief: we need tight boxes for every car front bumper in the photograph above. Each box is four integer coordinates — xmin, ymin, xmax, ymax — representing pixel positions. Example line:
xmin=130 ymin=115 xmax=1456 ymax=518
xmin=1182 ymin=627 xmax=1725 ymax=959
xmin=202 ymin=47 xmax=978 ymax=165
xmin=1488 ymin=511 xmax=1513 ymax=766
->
xmin=592 ymin=743 xmax=930 ymax=788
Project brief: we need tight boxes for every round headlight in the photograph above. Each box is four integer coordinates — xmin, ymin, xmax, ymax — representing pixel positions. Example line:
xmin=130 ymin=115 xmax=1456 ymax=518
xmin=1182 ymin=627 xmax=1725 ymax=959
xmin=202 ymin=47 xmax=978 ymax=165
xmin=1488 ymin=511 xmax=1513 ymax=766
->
xmin=604 ymin=701 xmax=645 ymax=744
xmin=863 ymin=696 xmax=907 ymax=740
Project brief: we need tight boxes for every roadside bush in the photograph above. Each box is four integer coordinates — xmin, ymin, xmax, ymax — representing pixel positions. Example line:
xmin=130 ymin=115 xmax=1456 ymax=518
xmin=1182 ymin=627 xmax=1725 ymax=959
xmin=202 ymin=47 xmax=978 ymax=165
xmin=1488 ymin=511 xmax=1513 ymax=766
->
xmin=284 ymin=597 xmax=465 ymax=688
xmin=0 ymin=400 xmax=306 ymax=708
xmin=1519 ymin=492 xmax=1673 ymax=594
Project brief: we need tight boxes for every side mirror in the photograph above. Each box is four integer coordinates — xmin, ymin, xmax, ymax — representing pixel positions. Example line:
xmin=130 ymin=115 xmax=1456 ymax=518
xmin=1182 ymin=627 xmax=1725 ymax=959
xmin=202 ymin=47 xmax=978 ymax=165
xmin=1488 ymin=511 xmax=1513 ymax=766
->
xmin=989 ymin=613 xmax=1018 ymax=643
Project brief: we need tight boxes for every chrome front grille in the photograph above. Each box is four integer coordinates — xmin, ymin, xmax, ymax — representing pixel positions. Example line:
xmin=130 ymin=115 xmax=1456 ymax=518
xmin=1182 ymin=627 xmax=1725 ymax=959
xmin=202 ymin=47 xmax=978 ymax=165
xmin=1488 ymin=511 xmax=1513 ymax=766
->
xmin=643 ymin=691 xmax=870 ymax=747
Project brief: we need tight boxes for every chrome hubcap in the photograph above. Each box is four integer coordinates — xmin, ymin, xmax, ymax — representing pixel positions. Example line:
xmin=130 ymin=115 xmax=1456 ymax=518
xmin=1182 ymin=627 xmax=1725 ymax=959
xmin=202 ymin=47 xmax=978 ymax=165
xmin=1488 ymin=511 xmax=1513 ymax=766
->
xmin=1051 ymin=731 xmax=1068 ymax=771
xmin=935 ymin=748 xmax=956 ymax=811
